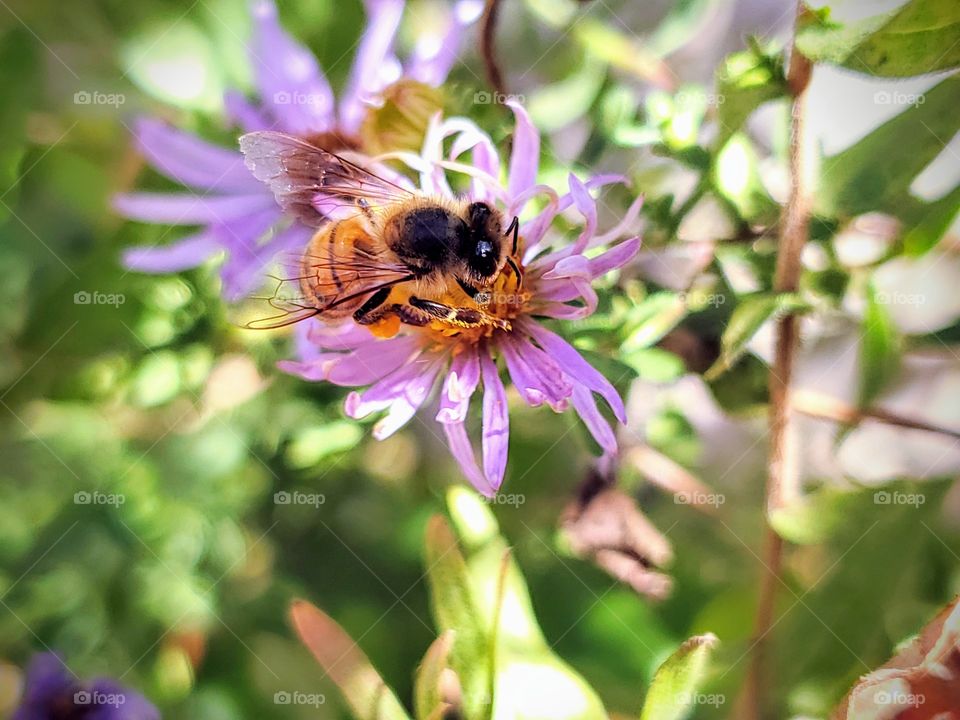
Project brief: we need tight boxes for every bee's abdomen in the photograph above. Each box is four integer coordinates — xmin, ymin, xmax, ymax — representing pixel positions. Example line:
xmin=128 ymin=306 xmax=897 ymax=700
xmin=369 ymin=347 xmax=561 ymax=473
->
xmin=301 ymin=219 xmax=381 ymax=319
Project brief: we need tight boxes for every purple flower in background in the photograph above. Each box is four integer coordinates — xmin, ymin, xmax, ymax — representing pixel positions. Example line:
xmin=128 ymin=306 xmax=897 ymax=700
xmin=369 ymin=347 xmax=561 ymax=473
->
xmin=116 ymin=0 xmax=480 ymax=300
xmin=279 ymin=103 xmax=643 ymax=495
xmin=13 ymin=652 xmax=159 ymax=720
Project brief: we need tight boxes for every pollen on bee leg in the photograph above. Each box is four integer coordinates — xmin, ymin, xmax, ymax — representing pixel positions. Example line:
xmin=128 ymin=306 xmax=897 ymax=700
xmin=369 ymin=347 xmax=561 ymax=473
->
xmin=367 ymin=314 xmax=401 ymax=338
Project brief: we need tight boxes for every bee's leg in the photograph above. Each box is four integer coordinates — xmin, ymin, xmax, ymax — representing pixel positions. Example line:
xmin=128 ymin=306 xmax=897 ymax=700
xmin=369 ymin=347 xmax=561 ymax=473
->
xmin=352 ymin=287 xmax=392 ymax=325
xmin=408 ymin=296 xmax=510 ymax=331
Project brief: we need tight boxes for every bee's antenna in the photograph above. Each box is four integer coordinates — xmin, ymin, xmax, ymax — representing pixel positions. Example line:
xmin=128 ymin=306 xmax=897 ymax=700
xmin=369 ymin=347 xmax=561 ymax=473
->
xmin=505 ymin=215 xmax=519 ymax=255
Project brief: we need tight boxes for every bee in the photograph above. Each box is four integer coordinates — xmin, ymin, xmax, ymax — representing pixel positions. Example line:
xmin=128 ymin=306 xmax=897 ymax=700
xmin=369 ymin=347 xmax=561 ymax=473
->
xmin=238 ymin=132 xmax=524 ymax=338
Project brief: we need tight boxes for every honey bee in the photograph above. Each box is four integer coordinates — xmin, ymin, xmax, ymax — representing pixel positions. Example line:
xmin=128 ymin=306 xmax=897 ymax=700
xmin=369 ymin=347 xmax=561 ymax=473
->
xmin=238 ymin=131 xmax=524 ymax=338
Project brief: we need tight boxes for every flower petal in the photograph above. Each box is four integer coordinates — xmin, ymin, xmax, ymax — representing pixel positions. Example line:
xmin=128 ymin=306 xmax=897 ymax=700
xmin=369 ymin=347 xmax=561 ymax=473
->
xmin=567 ymin=173 xmax=597 ymax=254
xmin=219 ymin=218 xmax=308 ymax=300
xmin=443 ymin=421 xmax=494 ymax=496
xmin=344 ymin=352 xmax=442 ymax=419
xmin=279 ymin=335 xmax=421 ymax=386
xmin=570 ymin=384 xmax=617 ymax=453
xmin=407 ymin=0 xmax=482 ymax=86
xmin=113 ymin=192 xmax=275 ymax=225
xmin=133 ymin=118 xmax=260 ymax=192
xmin=339 ymin=0 xmax=405 ymax=131
xmin=506 ymin=100 xmax=540 ymax=201
xmin=251 ymin=0 xmax=335 ymax=134
xmin=122 ymin=231 xmax=221 ymax=273
xmin=224 ymin=90 xmax=272 ymax=132
xmin=480 ymin=351 xmax=509 ymax=492
xmin=500 ymin=335 xmax=572 ymax=411
xmin=344 ymin=352 xmax=445 ymax=439
xmin=591 ymin=194 xmax=644 ymax=247
xmin=437 ymin=345 xmax=481 ymax=424
xmin=522 ymin=319 xmax=626 ymax=423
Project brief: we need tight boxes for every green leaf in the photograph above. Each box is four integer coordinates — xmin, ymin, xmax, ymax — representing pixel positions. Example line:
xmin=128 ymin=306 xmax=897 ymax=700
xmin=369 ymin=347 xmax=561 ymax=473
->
xmin=705 ymin=293 xmax=810 ymax=379
xmin=902 ymin=183 xmax=960 ymax=255
xmin=715 ymin=42 xmax=786 ymax=151
xmin=423 ymin=515 xmax=491 ymax=718
xmin=528 ymin=55 xmax=606 ymax=133
xmin=817 ymin=75 xmax=960 ymax=218
xmin=639 ymin=634 xmax=719 ymax=720
xmin=796 ymin=0 xmax=960 ymax=77
xmin=574 ymin=18 xmax=672 ymax=86
xmin=0 ymin=29 xmax=38 ymax=221
xmin=621 ymin=293 xmax=688 ymax=352
xmin=290 ymin=600 xmax=412 ymax=720
xmin=858 ymin=285 xmax=901 ymax=408
xmin=444 ymin=488 xmax=609 ymax=720
xmin=769 ymin=486 xmax=863 ymax=544
xmin=712 ymin=134 xmax=778 ymax=222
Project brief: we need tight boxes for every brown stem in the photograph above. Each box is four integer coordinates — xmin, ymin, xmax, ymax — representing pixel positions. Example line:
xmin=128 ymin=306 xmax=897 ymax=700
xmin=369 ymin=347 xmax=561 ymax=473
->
xmin=481 ymin=0 xmax=507 ymax=97
xmin=743 ymin=4 xmax=813 ymax=719
xmin=792 ymin=389 xmax=960 ymax=441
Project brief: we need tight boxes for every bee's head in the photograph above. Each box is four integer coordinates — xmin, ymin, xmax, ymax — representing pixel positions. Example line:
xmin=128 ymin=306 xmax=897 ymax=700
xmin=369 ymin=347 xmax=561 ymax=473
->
xmin=460 ymin=201 xmax=504 ymax=281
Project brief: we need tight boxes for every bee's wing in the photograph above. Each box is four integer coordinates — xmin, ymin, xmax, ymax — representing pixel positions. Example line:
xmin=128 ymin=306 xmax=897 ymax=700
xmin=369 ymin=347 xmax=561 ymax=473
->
xmin=239 ymin=131 xmax=415 ymax=227
xmin=246 ymin=245 xmax=416 ymax=330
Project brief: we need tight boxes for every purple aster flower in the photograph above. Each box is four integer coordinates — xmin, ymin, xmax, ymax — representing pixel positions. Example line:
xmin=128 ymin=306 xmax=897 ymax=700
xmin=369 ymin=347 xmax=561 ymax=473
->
xmin=116 ymin=0 xmax=480 ymax=300
xmin=276 ymin=103 xmax=643 ymax=496
xmin=13 ymin=652 xmax=159 ymax=720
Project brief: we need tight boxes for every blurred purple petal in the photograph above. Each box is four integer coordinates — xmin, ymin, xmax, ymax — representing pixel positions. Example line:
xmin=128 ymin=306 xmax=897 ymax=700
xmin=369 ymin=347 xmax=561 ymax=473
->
xmin=123 ymin=231 xmax=221 ymax=273
xmin=344 ymin=353 xmax=444 ymax=419
xmin=406 ymin=0 xmax=482 ymax=86
xmin=133 ymin=118 xmax=260 ymax=192
xmin=339 ymin=0 xmax=405 ymax=131
xmin=251 ymin=0 xmax=335 ymax=134
xmin=13 ymin=653 xmax=159 ymax=720
xmin=224 ymin=90 xmax=272 ymax=132
xmin=219 ymin=218 xmax=309 ymax=300
xmin=113 ymin=192 xmax=275 ymax=225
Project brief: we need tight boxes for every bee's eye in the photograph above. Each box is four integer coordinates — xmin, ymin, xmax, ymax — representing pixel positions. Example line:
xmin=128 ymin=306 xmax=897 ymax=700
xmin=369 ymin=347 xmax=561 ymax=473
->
xmin=476 ymin=240 xmax=494 ymax=258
